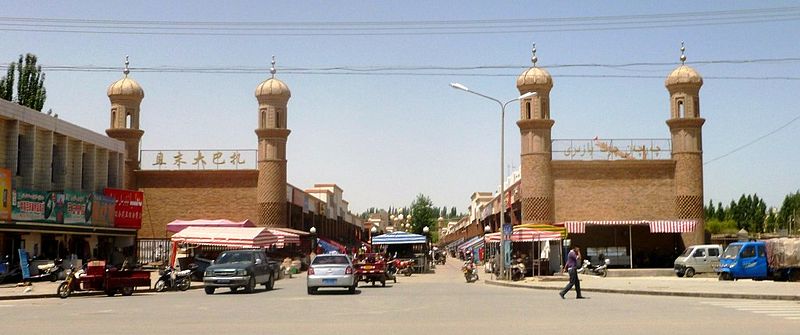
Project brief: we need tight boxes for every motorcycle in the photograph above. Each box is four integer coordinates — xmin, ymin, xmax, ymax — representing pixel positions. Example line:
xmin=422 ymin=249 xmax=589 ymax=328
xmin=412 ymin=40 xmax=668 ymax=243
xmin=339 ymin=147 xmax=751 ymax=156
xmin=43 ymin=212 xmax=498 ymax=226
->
xmin=510 ymin=260 xmax=526 ymax=281
xmin=57 ymin=264 xmax=85 ymax=299
xmin=577 ymin=258 xmax=610 ymax=277
xmin=434 ymin=251 xmax=446 ymax=265
xmin=462 ymin=262 xmax=479 ymax=283
xmin=387 ymin=258 xmax=414 ymax=277
xmin=0 ymin=255 xmax=21 ymax=284
xmin=154 ymin=263 xmax=197 ymax=292
xmin=30 ymin=258 xmax=65 ymax=282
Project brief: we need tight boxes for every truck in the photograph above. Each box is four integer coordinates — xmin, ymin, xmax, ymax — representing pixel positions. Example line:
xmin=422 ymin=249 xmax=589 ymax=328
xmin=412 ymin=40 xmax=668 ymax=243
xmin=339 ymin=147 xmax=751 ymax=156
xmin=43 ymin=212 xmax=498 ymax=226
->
xmin=718 ymin=238 xmax=800 ymax=281
xmin=203 ymin=249 xmax=280 ymax=294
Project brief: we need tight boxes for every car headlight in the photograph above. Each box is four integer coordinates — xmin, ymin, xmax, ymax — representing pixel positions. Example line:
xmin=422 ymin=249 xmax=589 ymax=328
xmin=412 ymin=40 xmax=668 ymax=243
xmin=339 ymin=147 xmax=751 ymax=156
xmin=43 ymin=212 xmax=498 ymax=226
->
xmin=204 ymin=270 xmax=213 ymax=277
xmin=236 ymin=269 xmax=248 ymax=276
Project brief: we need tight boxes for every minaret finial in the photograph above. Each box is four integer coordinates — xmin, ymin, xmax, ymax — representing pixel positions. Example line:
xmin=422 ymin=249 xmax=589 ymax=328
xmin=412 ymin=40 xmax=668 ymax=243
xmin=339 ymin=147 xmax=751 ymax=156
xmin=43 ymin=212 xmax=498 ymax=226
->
xmin=531 ymin=43 xmax=538 ymax=67
xmin=124 ymin=55 xmax=130 ymax=76
xmin=680 ymin=41 xmax=686 ymax=65
xmin=270 ymin=55 xmax=276 ymax=78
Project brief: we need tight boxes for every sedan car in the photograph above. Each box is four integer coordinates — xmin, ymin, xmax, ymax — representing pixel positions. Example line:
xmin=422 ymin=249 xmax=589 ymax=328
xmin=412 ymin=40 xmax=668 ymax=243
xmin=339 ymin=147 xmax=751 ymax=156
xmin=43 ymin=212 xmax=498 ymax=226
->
xmin=307 ymin=253 xmax=356 ymax=294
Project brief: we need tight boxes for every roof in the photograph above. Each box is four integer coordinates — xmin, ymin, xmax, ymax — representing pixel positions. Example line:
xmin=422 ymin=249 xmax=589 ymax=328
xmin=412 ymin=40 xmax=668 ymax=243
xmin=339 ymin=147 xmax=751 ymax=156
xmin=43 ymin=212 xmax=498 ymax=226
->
xmin=166 ymin=219 xmax=256 ymax=233
xmin=371 ymin=231 xmax=427 ymax=245
xmin=170 ymin=227 xmax=278 ymax=248
xmin=107 ymin=76 xmax=144 ymax=99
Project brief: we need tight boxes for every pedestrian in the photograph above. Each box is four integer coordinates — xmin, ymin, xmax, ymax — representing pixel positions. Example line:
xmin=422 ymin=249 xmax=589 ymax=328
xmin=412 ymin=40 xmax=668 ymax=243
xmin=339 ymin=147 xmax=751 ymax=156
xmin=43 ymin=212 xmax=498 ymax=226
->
xmin=559 ymin=246 xmax=585 ymax=299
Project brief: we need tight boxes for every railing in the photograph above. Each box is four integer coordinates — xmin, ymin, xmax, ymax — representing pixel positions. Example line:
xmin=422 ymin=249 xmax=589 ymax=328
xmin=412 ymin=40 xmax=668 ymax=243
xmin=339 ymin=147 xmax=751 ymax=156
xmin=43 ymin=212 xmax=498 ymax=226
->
xmin=137 ymin=238 xmax=170 ymax=266
xmin=140 ymin=149 xmax=257 ymax=170
xmin=552 ymin=138 xmax=671 ymax=161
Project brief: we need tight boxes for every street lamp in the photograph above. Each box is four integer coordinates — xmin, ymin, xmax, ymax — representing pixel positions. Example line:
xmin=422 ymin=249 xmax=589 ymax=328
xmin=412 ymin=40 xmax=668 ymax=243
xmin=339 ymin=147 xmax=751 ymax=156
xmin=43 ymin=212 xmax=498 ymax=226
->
xmin=309 ymin=226 xmax=317 ymax=255
xmin=484 ymin=225 xmax=491 ymax=233
xmin=450 ymin=82 xmax=536 ymax=280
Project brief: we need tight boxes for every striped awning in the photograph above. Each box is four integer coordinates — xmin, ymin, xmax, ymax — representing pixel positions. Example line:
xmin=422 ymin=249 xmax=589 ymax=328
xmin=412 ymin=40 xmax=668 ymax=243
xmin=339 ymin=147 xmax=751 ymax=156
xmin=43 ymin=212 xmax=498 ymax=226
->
xmin=170 ymin=227 xmax=278 ymax=248
xmin=558 ymin=220 xmax=698 ymax=234
xmin=458 ymin=236 xmax=484 ymax=252
xmin=444 ymin=237 xmax=465 ymax=250
xmin=485 ymin=228 xmax=563 ymax=243
xmin=268 ymin=229 xmax=300 ymax=248
xmin=372 ymin=231 xmax=427 ymax=245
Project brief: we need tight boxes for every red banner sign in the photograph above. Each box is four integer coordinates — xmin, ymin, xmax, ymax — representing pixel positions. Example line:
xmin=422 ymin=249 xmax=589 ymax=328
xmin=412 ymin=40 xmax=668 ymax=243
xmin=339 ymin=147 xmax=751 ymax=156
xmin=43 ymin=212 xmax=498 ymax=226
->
xmin=104 ymin=188 xmax=143 ymax=229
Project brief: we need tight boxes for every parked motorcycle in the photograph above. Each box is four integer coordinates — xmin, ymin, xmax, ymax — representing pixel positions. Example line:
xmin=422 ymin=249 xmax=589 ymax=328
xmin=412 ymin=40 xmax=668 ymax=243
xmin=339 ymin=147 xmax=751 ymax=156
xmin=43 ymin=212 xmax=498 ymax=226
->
xmin=0 ymin=255 xmax=21 ymax=284
xmin=387 ymin=258 xmax=414 ymax=277
xmin=434 ymin=251 xmax=446 ymax=265
xmin=57 ymin=264 xmax=85 ymax=299
xmin=30 ymin=258 xmax=65 ymax=282
xmin=154 ymin=263 xmax=197 ymax=292
xmin=577 ymin=258 xmax=610 ymax=277
xmin=510 ymin=260 xmax=526 ymax=281
xmin=462 ymin=262 xmax=479 ymax=283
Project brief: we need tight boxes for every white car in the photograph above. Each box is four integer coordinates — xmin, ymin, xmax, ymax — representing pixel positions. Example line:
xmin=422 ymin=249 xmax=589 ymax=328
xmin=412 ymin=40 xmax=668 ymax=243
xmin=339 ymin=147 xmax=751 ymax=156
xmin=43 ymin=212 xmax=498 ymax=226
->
xmin=307 ymin=253 xmax=356 ymax=294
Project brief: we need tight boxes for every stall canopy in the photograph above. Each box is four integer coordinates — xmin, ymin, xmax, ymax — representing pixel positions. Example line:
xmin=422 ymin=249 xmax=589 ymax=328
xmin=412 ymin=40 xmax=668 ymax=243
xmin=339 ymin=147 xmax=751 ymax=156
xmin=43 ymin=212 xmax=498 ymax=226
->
xmin=484 ymin=228 xmax=563 ymax=243
xmin=458 ymin=236 xmax=484 ymax=252
xmin=371 ymin=231 xmax=427 ymax=245
xmin=166 ymin=219 xmax=256 ymax=233
xmin=444 ymin=237 xmax=465 ymax=251
xmin=170 ymin=227 xmax=278 ymax=248
xmin=558 ymin=220 xmax=698 ymax=234
xmin=271 ymin=227 xmax=311 ymax=236
xmin=268 ymin=229 xmax=300 ymax=248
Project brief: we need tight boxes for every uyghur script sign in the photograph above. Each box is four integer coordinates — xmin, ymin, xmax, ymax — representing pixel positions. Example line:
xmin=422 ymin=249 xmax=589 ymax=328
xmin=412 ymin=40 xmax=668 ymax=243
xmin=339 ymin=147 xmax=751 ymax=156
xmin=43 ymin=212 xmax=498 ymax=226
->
xmin=140 ymin=150 xmax=257 ymax=170
xmin=552 ymin=138 xmax=671 ymax=161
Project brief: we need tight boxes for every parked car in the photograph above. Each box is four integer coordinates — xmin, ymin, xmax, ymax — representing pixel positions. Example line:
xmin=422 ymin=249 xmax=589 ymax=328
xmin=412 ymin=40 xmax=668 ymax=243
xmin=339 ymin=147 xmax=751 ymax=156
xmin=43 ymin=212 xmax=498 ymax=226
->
xmin=674 ymin=244 xmax=722 ymax=278
xmin=203 ymin=249 xmax=279 ymax=294
xmin=307 ymin=253 xmax=356 ymax=294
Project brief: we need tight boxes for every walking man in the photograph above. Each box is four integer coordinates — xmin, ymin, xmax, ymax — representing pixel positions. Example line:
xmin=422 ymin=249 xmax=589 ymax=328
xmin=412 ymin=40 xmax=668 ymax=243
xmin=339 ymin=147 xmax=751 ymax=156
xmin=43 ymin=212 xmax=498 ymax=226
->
xmin=559 ymin=246 xmax=585 ymax=299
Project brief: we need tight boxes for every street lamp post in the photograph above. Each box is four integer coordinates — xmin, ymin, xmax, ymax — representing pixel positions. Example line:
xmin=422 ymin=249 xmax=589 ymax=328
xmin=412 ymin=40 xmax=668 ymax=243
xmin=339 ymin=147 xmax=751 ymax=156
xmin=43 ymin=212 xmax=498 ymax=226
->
xmin=450 ymin=82 xmax=536 ymax=280
xmin=309 ymin=226 xmax=318 ymax=255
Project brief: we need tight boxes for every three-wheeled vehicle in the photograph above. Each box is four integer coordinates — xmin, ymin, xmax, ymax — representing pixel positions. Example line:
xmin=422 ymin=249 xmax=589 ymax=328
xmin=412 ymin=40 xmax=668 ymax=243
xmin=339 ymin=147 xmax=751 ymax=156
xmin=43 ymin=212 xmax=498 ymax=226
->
xmin=58 ymin=260 xmax=151 ymax=299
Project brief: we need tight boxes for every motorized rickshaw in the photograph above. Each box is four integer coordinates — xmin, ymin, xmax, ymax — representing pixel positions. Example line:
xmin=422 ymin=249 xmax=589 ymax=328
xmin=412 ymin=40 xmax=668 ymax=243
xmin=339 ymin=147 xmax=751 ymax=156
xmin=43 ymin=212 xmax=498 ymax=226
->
xmin=57 ymin=260 xmax=151 ymax=299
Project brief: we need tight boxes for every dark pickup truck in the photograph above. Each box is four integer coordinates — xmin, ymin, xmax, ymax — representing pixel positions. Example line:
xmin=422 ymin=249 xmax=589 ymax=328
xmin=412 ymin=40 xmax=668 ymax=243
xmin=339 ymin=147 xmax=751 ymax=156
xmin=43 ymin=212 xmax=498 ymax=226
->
xmin=203 ymin=249 xmax=279 ymax=294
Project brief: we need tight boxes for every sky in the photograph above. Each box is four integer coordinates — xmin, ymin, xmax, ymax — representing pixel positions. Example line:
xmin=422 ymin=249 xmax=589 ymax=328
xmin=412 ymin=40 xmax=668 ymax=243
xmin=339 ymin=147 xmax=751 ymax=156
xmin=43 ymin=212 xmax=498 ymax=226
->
xmin=2 ymin=1 xmax=799 ymax=213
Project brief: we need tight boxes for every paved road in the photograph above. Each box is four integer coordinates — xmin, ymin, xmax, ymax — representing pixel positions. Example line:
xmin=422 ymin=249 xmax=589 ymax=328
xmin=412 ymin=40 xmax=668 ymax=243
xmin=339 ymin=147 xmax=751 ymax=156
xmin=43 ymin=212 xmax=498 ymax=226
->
xmin=1 ymin=261 xmax=798 ymax=334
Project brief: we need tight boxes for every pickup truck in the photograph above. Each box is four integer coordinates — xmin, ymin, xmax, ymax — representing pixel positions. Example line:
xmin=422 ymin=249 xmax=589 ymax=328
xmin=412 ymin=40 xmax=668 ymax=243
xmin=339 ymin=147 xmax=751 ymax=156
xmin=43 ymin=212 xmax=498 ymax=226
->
xmin=718 ymin=238 xmax=800 ymax=281
xmin=203 ymin=249 xmax=280 ymax=294
xmin=353 ymin=253 xmax=391 ymax=287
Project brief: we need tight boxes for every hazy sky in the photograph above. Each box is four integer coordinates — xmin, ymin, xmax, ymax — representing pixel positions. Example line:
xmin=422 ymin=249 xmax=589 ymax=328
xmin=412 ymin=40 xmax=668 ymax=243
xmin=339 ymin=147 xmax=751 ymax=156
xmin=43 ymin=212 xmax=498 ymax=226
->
xmin=2 ymin=1 xmax=799 ymax=213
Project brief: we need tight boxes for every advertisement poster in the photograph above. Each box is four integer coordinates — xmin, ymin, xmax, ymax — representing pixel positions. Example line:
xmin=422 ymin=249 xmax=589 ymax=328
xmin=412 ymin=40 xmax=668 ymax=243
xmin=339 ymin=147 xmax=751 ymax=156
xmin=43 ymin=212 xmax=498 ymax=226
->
xmin=63 ymin=190 xmax=89 ymax=225
xmin=104 ymin=188 xmax=143 ymax=229
xmin=88 ymin=193 xmax=116 ymax=227
xmin=0 ymin=168 xmax=10 ymax=221
xmin=11 ymin=189 xmax=59 ymax=223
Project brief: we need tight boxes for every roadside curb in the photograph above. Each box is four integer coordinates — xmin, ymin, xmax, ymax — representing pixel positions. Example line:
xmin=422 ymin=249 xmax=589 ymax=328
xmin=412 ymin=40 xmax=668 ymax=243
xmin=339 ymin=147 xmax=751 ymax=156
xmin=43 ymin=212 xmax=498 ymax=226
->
xmin=484 ymin=280 xmax=800 ymax=301
xmin=0 ymin=283 xmax=204 ymax=301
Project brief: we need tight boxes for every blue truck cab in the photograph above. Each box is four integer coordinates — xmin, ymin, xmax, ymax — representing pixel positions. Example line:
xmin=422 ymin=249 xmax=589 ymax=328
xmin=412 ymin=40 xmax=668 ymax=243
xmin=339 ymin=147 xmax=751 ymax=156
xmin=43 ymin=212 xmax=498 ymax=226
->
xmin=718 ymin=241 xmax=768 ymax=280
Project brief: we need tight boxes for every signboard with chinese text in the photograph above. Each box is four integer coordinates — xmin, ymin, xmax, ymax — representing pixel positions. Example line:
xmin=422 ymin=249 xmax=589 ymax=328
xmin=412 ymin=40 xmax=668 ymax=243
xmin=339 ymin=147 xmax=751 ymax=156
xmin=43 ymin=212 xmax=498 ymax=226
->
xmin=104 ymin=188 xmax=143 ymax=229
xmin=63 ymin=190 xmax=90 ymax=225
xmin=140 ymin=149 xmax=256 ymax=170
xmin=11 ymin=189 xmax=58 ymax=223
xmin=552 ymin=138 xmax=671 ymax=161
xmin=88 ymin=193 xmax=116 ymax=227
xmin=0 ymin=168 xmax=10 ymax=221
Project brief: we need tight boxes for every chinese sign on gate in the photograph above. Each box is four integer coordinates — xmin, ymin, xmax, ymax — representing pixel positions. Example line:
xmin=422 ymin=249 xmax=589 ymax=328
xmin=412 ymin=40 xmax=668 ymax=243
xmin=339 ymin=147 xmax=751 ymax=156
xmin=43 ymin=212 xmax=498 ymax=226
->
xmin=141 ymin=149 xmax=256 ymax=170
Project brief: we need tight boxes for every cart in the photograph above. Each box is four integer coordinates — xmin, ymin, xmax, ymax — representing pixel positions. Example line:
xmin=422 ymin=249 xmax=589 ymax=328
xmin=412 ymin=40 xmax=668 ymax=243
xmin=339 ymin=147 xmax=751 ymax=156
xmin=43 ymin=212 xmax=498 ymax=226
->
xmin=58 ymin=261 xmax=151 ymax=298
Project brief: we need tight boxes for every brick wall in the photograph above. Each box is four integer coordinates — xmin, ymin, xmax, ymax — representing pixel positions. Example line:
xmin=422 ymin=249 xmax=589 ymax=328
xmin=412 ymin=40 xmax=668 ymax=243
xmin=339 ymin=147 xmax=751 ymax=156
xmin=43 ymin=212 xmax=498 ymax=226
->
xmin=135 ymin=170 xmax=259 ymax=238
xmin=553 ymin=160 xmax=676 ymax=221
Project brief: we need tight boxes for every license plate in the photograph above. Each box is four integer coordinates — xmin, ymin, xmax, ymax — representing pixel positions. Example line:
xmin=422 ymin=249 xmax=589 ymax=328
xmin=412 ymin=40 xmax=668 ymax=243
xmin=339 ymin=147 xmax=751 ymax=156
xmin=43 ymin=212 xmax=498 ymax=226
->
xmin=217 ymin=279 xmax=230 ymax=284
xmin=363 ymin=266 xmax=373 ymax=270
xmin=322 ymin=279 xmax=336 ymax=285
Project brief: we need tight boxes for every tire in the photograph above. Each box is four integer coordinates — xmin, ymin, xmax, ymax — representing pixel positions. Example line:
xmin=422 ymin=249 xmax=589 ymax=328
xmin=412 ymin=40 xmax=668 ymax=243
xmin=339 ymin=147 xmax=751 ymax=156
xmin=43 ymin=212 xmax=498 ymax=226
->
xmin=121 ymin=287 xmax=134 ymax=296
xmin=177 ymin=277 xmax=191 ymax=291
xmin=105 ymin=289 xmax=116 ymax=297
xmin=685 ymin=268 xmax=696 ymax=278
xmin=307 ymin=287 xmax=317 ymax=295
xmin=243 ymin=276 xmax=255 ymax=294
xmin=265 ymin=273 xmax=275 ymax=291
xmin=403 ymin=268 xmax=413 ymax=277
xmin=204 ymin=286 xmax=215 ymax=295
xmin=57 ymin=282 xmax=71 ymax=299
xmin=719 ymin=272 xmax=733 ymax=281
xmin=49 ymin=273 xmax=58 ymax=282
xmin=601 ymin=268 xmax=608 ymax=278
xmin=381 ymin=279 xmax=386 ymax=287
xmin=154 ymin=279 xmax=167 ymax=292
xmin=676 ymin=271 xmax=685 ymax=278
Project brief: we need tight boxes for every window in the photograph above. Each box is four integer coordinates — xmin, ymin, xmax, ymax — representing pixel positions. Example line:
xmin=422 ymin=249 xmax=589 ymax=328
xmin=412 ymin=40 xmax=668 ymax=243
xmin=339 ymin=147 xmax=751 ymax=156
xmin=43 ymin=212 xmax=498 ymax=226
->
xmin=125 ymin=113 xmax=131 ymax=128
xmin=678 ymin=100 xmax=685 ymax=118
xmin=693 ymin=249 xmax=706 ymax=257
xmin=16 ymin=135 xmax=23 ymax=176
xmin=81 ymin=152 xmax=87 ymax=189
xmin=311 ymin=255 xmax=349 ymax=265
xmin=741 ymin=246 xmax=756 ymax=258
xmin=111 ymin=109 xmax=117 ymax=128
xmin=709 ymin=248 xmax=720 ymax=257
xmin=525 ymin=102 xmax=531 ymax=119
xmin=51 ymin=144 xmax=57 ymax=183
xmin=275 ymin=111 xmax=280 ymax=128
xmin=758 ymin=246 xmax=766 ymax=258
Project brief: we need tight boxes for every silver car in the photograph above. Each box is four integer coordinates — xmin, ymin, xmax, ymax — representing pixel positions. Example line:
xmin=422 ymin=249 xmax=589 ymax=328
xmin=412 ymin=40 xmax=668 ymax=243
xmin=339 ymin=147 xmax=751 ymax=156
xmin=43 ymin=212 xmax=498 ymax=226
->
xmin=307 ymin=253 xmax=356 ymax=294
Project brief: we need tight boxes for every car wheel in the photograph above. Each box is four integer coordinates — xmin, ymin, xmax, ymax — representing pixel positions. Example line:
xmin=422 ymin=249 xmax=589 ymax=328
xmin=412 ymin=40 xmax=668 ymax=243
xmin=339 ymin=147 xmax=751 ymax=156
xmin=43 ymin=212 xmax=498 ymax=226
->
xmin=307 ymin=287 xmax=317 ymax=295
xmin=685 ymin=268 xmax=695 ymax=278
xmin=719 ymin=272 xmax=732 ymax=281
xmin=204 ymin=286 xmax=215 ymax=295
xmin=244 ymin=276 xmax=255 ymax=293
xmin=105 ymin=289 xmax=116 ymax=297
xmin=676 ymin=271 xmax=685 ymax=278
xmin=230 ymin=286 xmax=239 ymax=292
xmin=265 ymin=273 xmax=275 ymax=291
xmin=121 ymin=287 xmax=134 ymax=296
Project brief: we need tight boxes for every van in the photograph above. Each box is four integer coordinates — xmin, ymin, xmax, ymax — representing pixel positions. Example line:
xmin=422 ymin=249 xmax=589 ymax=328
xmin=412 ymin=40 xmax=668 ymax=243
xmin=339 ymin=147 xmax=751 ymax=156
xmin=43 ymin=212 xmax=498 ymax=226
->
xmin=673 ymin=244 xmax=722 ymax=278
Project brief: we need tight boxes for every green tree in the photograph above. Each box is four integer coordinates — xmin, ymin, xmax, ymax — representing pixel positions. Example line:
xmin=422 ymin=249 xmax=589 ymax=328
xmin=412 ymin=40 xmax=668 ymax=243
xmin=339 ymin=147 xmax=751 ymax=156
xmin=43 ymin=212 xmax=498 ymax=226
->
xmin=441 ymin=206 xmax=447 ymax=219
xmin=766 ymin=211 xmax=778 ymax=233
xmin=0 ymin=53 xmax=46 ymax=111
xmin=449 ymin=207 xmax=457 ymax=218
xmin=778 ymin=191 xmax=800 ymax=232
xmin=409 ymin=194 xmax=436 ymax=240
xmin=705 ymin=200 xmax=716 ymax=220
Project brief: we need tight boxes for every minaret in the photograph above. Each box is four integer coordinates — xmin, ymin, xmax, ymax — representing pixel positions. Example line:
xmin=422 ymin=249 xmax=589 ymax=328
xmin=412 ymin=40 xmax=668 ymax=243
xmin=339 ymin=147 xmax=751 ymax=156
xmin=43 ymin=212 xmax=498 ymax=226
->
xmin=665 ymin=42 xmax=705 ymax=245
xmin=516 ymin=44 xmax=555 ymax=225
xmin=255 ymin=56 xmax=291 ymax=228
xmin=106 ymin=56 xmax=145 ymax=190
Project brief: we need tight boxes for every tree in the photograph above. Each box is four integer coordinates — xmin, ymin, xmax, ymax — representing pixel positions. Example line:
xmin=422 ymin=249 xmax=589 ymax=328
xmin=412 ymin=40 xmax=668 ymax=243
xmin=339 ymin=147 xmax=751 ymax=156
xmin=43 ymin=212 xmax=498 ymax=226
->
xmin=715 ymin=202 xmax=726 ymax=222
xmin=705 ymin=200 xmax=716 ymax=220
xmin=778 ymin=191 xmax=800 ymax=232
xmin=0 ymin=53 xmax=46 ymax=111
xmin=409 ymin=194 xmax=436 ymax=240
xmin=449 ymin=207 xmax=457 ymax=218
xmin=441 ymin=206 xmax=448 ymax=219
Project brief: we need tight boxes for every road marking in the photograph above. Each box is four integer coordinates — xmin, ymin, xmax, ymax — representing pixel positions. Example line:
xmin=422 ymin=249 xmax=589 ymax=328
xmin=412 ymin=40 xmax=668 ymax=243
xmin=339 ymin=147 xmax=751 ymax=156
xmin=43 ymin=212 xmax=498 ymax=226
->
xmin=701 ymin=300 xmax=800 ymax=322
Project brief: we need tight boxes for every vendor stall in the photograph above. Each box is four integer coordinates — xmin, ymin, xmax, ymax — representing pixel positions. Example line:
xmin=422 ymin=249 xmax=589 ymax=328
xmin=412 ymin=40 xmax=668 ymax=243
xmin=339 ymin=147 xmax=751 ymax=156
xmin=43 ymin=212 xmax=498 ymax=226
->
xmin=168 ymin=227 xmax=280 ymax=267
xmin=372 ymin=231 xmax=430 ymax=273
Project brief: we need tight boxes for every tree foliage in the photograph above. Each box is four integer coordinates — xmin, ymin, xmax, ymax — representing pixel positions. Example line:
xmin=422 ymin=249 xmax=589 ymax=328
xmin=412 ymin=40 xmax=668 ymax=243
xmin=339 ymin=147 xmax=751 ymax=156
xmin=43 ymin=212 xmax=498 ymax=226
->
xmin=0 ymin=53 xmax=46 ymax=111
xmin=705 ymin=193 xmax=768 ymax=233
xmin=778 ymin=191 xmax=800 ymax=232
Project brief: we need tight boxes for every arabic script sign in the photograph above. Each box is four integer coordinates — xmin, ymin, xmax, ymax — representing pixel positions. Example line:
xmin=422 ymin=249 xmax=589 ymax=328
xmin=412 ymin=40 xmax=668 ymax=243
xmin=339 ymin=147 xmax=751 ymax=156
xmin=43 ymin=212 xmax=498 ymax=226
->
xmin=140 ymin=150 xmax=256 ymax=170
xmin=552 ymin=138 xmax=671 ymax=161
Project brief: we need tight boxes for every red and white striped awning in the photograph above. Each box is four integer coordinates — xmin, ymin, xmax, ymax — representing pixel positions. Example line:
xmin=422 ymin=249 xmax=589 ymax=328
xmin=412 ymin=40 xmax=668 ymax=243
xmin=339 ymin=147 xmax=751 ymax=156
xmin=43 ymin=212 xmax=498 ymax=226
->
xmin=557 ymin=220 xmax=698 ymax=234
xmin=268 ymin=229 xmax=301 ymax=248
xmin=171 ymin=227 xmax=279 ymax=248
xmin=485 ymin=228 xmax=563 ymax=243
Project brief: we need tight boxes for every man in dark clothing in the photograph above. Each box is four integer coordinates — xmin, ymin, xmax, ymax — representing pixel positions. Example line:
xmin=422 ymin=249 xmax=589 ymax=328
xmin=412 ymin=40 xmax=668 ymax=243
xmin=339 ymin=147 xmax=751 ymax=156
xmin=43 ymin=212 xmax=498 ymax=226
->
xmin=559 ymin=246 xmax=585 ymax=299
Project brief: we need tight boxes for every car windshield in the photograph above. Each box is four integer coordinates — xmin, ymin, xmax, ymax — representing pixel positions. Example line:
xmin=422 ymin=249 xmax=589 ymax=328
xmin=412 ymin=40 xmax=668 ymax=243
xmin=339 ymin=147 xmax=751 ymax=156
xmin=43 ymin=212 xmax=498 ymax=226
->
xmin=680 ymin=248 xmax=693 ymax=257
xmin=312 ymin=255 xmax=350 ymax=265
xmin=216 ymin=252 xmax=254 ymax=264
xmin=722 ymin=245 xmax=741 ymax=259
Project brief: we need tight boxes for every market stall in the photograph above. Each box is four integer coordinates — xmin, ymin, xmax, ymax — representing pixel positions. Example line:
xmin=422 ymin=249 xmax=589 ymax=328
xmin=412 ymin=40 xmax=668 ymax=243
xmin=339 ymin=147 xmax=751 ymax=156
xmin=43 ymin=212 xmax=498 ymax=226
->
xmin=168 ymin=227 xmax=279 ymax=267
xmin=371 ymin=231 xmax=429 ymax=273
xmin=165 ymin=219 xmax=256 ymax=233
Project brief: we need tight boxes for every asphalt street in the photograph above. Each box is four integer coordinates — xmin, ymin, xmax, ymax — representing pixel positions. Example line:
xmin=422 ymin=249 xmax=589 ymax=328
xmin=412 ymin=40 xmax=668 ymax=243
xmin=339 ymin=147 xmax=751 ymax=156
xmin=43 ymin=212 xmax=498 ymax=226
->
xmin=1 ymin=261 xmax=798 ymax=334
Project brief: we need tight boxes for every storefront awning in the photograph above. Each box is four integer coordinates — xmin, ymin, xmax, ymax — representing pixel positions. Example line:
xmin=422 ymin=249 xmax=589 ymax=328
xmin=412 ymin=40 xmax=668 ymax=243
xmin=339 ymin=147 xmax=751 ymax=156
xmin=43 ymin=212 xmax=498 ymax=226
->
xmin=557 ymin=220 xmax=698 ymax=234
xmin=268 ymin=229 xmax=300 ymax=248
xmin=485 ymin=228 xmax=562 ymax=243
xmin=458 ymin=236 xmax=484 ymax=252
xmin=170 ymin=227 xmax=278 ymax=248
xmin=443 ymin=237 xmax=465 ymax=250
xmin=372 ymin=231 xmax=427 ymax=245
xmin=166 ymin=219 xmax=256 ymax=233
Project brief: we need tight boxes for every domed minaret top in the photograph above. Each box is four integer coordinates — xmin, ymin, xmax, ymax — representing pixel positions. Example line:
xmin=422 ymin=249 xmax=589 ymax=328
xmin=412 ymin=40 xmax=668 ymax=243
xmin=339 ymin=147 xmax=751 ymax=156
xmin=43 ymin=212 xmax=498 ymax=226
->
xmin=516 ymin=43 xmax=553 ymax=91
xmin=665 ymin=42 xmax=703 ymax=88
xmin=255 ymin=56 xmax=291 ymax=101
xmin=107 ymin=56 xmax=144 ymax=100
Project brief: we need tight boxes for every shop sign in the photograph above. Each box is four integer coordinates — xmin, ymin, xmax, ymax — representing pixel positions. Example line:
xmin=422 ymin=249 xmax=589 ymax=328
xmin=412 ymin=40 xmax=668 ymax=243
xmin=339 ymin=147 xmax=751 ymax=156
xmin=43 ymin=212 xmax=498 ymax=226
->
xmin=0 ymin=168 xmax=10 ymax=221
xmin=104 ymin=188 xmax=143 ymax=229
xmin=88 ymin=193 xmax=116 ymax=227
xmin=63 ymin=190 xmax=90 ymax=225
xmin=12 ymin=189 xmax=59 ymax=223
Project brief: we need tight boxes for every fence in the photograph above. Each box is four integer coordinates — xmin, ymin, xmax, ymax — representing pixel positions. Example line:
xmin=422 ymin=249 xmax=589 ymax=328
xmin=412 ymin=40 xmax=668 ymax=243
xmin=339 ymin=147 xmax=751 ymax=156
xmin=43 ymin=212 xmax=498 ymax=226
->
xmin=137 ymin=238 xmax=170 ymax=266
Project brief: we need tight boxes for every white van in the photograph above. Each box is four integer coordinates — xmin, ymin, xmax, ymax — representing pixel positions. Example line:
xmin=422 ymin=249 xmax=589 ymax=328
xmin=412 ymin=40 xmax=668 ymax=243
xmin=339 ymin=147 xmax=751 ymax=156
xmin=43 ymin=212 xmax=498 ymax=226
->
xmin=673 ymin=244 xmax=722 ymax=278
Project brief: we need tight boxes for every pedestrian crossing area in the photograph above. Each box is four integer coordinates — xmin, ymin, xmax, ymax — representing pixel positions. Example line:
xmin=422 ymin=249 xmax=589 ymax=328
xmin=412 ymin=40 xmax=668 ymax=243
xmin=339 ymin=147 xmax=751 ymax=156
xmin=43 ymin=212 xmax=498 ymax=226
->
xmin=700 ymin=300 xmax=800 ymax=321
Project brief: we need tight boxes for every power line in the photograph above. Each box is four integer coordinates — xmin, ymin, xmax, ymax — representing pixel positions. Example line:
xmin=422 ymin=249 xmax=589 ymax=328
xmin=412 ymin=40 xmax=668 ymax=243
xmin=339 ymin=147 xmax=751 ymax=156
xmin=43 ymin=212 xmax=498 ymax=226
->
xmin=705 ymin=114 xmax=800 ymax=165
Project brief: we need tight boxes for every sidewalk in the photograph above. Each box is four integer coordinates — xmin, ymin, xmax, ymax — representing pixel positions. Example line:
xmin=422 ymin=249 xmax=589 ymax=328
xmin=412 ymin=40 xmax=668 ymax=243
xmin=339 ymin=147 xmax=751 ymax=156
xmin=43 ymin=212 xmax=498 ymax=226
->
xmin=486 ymin=274 xmax=800 ymax=301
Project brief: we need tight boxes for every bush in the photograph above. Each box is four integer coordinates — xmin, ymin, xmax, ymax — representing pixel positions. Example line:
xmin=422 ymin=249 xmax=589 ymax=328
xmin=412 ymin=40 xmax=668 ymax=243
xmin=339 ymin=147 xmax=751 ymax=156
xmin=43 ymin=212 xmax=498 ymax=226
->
xmin=705 ymin=219 xmax=739 ymax=234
